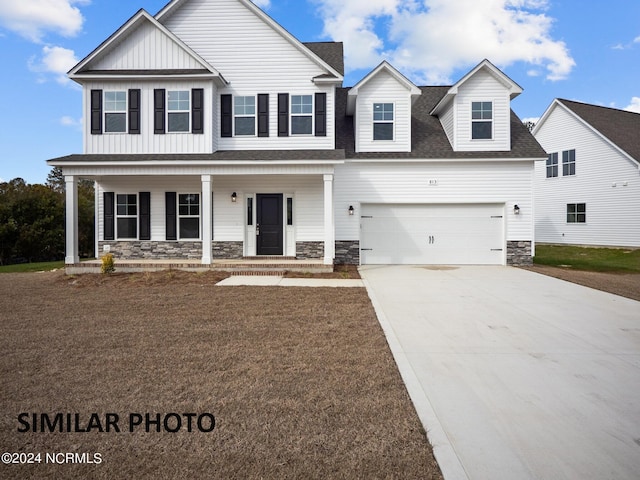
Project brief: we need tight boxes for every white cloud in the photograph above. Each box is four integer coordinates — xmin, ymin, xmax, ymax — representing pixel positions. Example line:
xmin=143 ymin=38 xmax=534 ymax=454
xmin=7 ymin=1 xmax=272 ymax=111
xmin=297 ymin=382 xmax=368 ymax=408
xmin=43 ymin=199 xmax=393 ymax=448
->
xmin=0 ymin=0 xmax=90 ymax=43
xmin=634 ymin=36 xmax=640 ymax=44
xmin=252 ymin=0 xmax=271 ymax=7
xmin=313 ymin=0 xmax=575 ymax=83
xmin=60 ymin=116 xmax=82 ymax=130
xmin=624 ymin=97 xmax=640 ymax=114
xmin=28 ymin=45 xmax=79 ymax=85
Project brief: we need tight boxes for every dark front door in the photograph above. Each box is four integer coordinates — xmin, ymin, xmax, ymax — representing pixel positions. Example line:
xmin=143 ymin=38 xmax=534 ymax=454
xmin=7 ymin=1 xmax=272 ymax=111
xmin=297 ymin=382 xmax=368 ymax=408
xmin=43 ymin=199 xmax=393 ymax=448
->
xmin=256 ymin=194 xmax=283 ymax=255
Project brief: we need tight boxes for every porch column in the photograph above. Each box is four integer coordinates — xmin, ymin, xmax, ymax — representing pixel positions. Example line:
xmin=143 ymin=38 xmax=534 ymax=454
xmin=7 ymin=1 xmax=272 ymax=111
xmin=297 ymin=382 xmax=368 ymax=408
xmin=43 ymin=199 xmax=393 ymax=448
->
xmin=323 ymin=173 xmax=335 ymax=265
xmin=64 ymin=175 xmax=79 ymax=265
xmin=201 ymin=175 xmax=212 ymax=265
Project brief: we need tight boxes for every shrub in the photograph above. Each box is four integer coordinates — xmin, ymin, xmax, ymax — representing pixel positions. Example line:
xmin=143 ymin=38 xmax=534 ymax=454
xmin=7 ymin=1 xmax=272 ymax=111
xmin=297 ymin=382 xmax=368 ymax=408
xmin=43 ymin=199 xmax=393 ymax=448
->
xmin=101 ymin=253 xmax=115 ymax=274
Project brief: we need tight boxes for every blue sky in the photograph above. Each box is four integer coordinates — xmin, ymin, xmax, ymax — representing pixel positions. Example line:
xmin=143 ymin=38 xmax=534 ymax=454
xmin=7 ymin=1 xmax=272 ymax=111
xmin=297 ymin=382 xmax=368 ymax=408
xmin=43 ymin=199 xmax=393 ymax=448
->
xmin=0 ymin=0 xmax=638 ymax=184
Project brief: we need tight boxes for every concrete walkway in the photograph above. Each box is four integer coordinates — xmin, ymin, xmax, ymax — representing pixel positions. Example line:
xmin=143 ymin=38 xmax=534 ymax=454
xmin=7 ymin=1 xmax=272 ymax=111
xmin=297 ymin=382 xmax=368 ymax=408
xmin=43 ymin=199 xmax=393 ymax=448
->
xmin=216 ymin=276 xmax=364 ymax=287
xmin=360 ymin=265 xmax=640 ymax=480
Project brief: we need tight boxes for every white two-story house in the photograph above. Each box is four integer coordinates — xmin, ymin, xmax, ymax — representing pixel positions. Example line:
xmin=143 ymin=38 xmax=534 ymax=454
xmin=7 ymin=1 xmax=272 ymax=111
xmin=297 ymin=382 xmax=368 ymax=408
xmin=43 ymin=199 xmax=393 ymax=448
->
xmin=48 ymin=0 xmax=547 ymax=268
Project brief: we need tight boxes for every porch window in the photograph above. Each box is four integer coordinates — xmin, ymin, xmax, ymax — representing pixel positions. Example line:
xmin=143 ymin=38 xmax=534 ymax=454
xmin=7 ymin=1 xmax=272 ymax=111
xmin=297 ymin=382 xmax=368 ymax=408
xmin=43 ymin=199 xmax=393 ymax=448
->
xmin=567 ymin=203 xmax=586 ymax=223
xmin=373 ymin=103 xmax=394 ymax=140
xmin=471 ymin=101 xmax=492 ymax=139
xmin=104 ymin=91 xmax=126 ymax=133
xmin=178 ymin=194 xmax=200 ymax=239
xmin=291 ymin=95 xmax=313 ymax=134
xmin=234 ymin=96 xmax=256 ymax=135
xmin=562 ymin=149 xmax=576 ymax=176
xmin=168 ymin=90 xmax=190 ymax=132
xmin=546 ymin=153 xmax=558 ymax=178
xmin=116 ymin=194 xmax=137 ymax=239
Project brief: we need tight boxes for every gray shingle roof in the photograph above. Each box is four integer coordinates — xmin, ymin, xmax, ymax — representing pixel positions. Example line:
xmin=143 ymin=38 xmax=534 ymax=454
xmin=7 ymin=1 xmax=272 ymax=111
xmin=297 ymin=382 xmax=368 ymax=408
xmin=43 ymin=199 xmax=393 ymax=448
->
xmin=558 ymin=99 xmax=640 ymax=162
xmin=303 ymin=42 xmax=344 ymax=76
xmin=336 ymin=86 xmax=547 ymax=159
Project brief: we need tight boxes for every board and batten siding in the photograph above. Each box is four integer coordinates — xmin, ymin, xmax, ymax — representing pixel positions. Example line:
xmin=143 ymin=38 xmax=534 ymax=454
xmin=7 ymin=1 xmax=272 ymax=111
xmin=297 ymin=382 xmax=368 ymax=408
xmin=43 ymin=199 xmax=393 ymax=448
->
xmin=96 ymin=174 xmax=325 ymax=244
xmin=534 ymin=105 xmax=640 ymax=247
xmin=84 ymin=80 xmax=215 ymax=154
xmin=89 ymin=20 xmax=203 ymax=71
xmin=334 ymin=161 xmax=533 ymax=242
xmin=454 ymin=70 xmax=511 ymax=152
xmin=354 ymin=70 xmax=412 ymax=152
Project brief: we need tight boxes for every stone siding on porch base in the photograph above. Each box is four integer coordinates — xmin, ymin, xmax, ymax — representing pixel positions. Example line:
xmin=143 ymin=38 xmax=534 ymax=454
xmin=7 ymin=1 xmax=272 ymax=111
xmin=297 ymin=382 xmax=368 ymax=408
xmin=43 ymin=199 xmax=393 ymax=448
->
xmin=507 ymin=241 xmax=533 ymax=266
xmin=99 ymin=241 xmax=202 ymax=260
xmin=335 ymin=241 xmax=360 ymax=265
xmin=213 ymin=241 xmax=244 ymax=259
xmin=296 ymin=241 xmax=324 ymax=259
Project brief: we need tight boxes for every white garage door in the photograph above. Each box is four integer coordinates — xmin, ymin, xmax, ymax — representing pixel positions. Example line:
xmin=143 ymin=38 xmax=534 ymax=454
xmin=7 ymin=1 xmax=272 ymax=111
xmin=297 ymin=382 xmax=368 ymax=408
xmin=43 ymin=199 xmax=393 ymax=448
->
xmin=360 ymin=203 xmax=505 ymax=265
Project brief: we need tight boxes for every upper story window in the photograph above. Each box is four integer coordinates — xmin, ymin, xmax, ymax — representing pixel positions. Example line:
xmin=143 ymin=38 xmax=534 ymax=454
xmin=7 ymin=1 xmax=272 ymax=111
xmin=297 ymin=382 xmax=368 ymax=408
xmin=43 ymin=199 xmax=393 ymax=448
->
xmin=546 ymin=152 xmax=558 ymax=178
xmin=373 ymin=103 xmax=394 ymax=140
xmin=178 ymin=194 xmax=200 ymax=239
xmin=291 ymin=95 xmax=313 ymax=135
xmin=234 ymin=96 xmax=256 ymax=136
xmin=562 ymin=149 xmax=576 ymax=176
xmin=471 ymin=101 xmax=493 ymax=139
xmin=567 ymin=203 xmax=586 ymax=223
xmin=167 ymin=90 xmax=190 ymax=132
xmin=116 ymin=194 xmax=137 ymax=239
xmin=104 ymin=91 xmax=126 ymax=133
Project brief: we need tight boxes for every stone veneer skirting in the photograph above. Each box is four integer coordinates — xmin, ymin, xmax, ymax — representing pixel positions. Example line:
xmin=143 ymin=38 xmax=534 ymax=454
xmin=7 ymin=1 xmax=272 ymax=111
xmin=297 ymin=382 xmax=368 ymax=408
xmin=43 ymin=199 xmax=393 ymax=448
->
xmin=296 ymin=241 xmax=324 ymax=259
xmin=99 ymin=241 xmax=202 ymax=260
xmin=212 ymin=241 xmax=244 ymax=259
xmin=506 ymin=241 xmax=533 ymax=266
xmin=335 ymin=241 xmax=360 ymax=265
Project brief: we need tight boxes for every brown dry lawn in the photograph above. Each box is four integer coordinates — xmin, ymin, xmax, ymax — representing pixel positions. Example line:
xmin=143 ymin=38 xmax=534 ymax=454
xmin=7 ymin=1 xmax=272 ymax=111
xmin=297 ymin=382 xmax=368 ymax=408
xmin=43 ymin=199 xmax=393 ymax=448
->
xmin=0 ymin=271 xmax=442 ymax=480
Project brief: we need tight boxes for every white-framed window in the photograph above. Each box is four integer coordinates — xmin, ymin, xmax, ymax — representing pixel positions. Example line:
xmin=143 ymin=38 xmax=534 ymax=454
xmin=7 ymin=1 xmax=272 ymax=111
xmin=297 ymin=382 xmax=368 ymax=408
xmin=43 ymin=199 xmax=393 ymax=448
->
xmin=291 ymin=95 xmax=313 ymax=134
xmin=373 ymin=103 xmax=394 ymax=140
xmin=116 ymin=194 xmax=137 ymax=239
xmin=168 ymin=90 xmax=190 ymax=132
xmin=178 ymin=193 xmax=200 ymax=239
xmin=567 ymin=203 xmax=586 ymax=223
xmin=471 ymin=101 xmax=493 ymax=139
xmin=104 ymin=91 xmax=127 ymax=133
xmin=234 ymin=96 xmax=256 ymax=136
xmin=562 ymin=149 xmax=576 ymax=176
xmin=546 ymin=152 xmax=558 ymax=178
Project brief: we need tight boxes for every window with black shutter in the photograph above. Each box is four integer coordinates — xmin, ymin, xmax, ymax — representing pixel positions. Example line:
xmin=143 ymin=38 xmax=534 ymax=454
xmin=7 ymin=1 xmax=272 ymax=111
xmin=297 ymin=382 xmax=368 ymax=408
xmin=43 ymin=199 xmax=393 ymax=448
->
xmin=139 ymin=192 xmax=151 ymax=240
xmin=258 ymin=94 xmax=269 ymax=137
xmin=278 ymin=93 xmax=289 ymax=137
xmin=104 ymin=192 xmax=114 ymax=240
xmin=315 ymin=92 xmax=326 ymax=137
xmin=165 ymin=192 xmax=177 ymax=240
xmin=192 ymin=88 xmax=204 ymax=134
xmin=221 ymin=94 xmax=232 ymax=138
xmin=128 ymin=89 xmax=141 ymax=134
xmin=91 ymin=89 xmax=103 ymax=135
xmin=154 ymin=89 xmax=166 ymax=134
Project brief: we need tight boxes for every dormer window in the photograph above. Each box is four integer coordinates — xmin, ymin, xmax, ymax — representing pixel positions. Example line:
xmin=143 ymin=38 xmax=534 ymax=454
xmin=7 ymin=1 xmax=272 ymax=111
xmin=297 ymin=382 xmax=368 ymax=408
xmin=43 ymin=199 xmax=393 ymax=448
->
xmin=104 ymin=91 xmax=127 ymax=133
xmin=373 ymin=103 xmax=394 ymax=140
xmin=471 ymin=101 xmax=492 ymax=140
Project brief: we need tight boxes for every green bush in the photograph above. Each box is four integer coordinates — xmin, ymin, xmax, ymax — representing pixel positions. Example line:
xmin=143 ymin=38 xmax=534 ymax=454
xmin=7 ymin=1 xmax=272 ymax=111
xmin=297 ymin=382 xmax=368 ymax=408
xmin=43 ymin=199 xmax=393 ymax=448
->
xmin=101 ymin=254 xmax=115 ymax=274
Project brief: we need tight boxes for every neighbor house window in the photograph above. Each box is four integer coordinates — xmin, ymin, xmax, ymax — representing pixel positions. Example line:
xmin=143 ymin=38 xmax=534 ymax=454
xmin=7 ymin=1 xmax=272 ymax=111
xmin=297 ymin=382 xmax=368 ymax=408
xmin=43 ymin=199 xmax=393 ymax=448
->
xmin=373 ymin=103 xmax=394 ymax=140
xmin=168 ymin=90 xmax=190 ymax=132
xmin=178 ymin=194 xmax=200 ymax=239
xmin=567 ymin=203 xmax=586 ymax=223
xmin=235 ymin=96 xmax=256 ymax=135
xmin=116 ymin=194 xmax=137 ymax=238
xmin=291 ymin=95 xmax=313 ymax=134
xmin=546 ymin=152 xmax=558 ymax=178
xmin=562 ymin=149 xmax=576 ymax=176
xmin=104 ymin=91 xmax=126 ymax=133
xmin=471 ymin=101 xmax=492 ymax=139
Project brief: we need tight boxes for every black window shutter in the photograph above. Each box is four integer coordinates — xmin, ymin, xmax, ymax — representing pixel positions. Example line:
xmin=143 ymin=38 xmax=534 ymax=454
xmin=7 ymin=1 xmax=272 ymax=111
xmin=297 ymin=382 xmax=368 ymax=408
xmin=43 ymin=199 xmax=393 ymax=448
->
xmin=192 ymin=88 xmax=204 ymax=134
xmin=278 ymin=93 xmax=289 ymax=137
xmin=165 ymin=192 xmax=177 ymax=241
xmin=91 ymin=89 xmax=102 ymax=135
xmin=104 ymin=192 xmax=115 ymax=241
xmin=128 ymin=89 xmax=141 ymax=134
xmin=258 ymin=93 xmax=269 ymax=137
xmin=221 ymin=94 xmax=232 ymax=137
xmin=315 ymin=92 xmax=327 ymax=137
xmin=139 ymin=192 xmax=151 ymax=240
xmin=154 ymin=89 xmax=166 ymax=134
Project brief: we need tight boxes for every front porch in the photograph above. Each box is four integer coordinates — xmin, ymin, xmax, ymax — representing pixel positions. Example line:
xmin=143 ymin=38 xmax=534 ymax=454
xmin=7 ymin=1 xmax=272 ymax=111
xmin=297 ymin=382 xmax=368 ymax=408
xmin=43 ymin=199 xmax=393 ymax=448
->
xmin=65 ymin=257 xmax=333 ymax=275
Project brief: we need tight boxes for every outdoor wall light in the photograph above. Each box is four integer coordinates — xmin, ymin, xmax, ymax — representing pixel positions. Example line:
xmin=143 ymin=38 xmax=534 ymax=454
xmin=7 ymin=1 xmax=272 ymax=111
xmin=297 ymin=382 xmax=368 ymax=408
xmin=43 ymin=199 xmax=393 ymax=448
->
xmin=231 ymin=192 xmax=237 ymax=203
xmin=348 ymin=205 xmax=355 ymax=216
xmin=514 ymin=204 xmax=520 ymax=215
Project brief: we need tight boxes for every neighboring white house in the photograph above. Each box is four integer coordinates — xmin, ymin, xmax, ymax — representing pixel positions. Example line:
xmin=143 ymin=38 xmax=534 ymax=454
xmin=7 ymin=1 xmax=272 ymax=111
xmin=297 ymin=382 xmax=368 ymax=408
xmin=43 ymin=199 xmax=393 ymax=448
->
xmin=533 ymin=99 xmax=640 ymax=248
xmin=48 ymin=0 xmax=546 ymax=268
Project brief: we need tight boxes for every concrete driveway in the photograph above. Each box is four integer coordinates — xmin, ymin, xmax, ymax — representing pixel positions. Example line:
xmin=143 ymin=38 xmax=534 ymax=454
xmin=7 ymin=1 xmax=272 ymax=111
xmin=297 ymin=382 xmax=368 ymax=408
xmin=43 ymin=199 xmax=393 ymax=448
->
xmin=360 ymin=265 xmax=640 ymax=480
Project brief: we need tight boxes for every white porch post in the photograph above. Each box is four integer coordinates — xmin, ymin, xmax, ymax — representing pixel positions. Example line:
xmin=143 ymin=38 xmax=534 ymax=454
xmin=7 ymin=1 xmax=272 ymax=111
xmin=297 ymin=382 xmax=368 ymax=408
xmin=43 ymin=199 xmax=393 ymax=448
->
xmin=201 ymin=175 xmax=212 ymax=265
xmin=323 ymin=173 xmax=335 ymax=265
xmin=64 ymin=175 xmax=79 ymax=265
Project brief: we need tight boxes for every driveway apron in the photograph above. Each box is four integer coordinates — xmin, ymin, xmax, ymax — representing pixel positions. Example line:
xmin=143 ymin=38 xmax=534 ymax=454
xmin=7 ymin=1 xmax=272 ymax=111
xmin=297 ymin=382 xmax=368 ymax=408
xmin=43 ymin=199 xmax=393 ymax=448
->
xmin=360 ymin=265 xmax=640 ymax=480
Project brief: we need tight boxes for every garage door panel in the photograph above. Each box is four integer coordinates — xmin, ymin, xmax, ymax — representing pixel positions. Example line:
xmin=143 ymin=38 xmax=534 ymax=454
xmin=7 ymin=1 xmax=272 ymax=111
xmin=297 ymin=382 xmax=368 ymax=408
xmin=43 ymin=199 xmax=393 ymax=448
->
xmin=361 ymin=204 xmax=504 ymax=265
